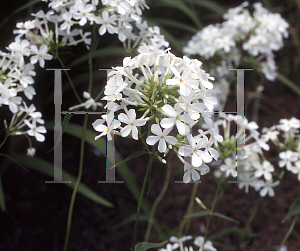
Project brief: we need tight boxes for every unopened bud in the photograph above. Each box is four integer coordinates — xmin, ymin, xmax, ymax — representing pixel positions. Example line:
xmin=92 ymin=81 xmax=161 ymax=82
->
xmin=195 ymin=197 xmax=208 ymax=211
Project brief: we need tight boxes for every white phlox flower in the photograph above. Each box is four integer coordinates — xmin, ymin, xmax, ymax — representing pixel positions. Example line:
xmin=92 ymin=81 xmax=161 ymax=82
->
xmin=118 ymin=109 xmax=146 ymax=140
xmin=93 ymin=112 xmax=121 ymax=141
xmin=24 ymin=118 xmax=47 ymax=142
xmin=146 ymin=124 xmax=177 ymax=153
xmin=69 ymin=92 xmax=102 ymax=111
xmin=30 ymin=44 xmax=53 ymax=68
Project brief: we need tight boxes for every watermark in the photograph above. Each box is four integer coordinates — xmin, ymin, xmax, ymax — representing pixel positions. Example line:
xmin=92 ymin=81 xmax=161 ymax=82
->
xmin=48 ymin=68 xmax=252 ymax=185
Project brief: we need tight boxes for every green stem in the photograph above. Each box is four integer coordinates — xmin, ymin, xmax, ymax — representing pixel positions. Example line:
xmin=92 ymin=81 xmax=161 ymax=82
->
xmin=131 ymin=158 xmax=152 ymax=251
xmin=63 ymin=36 xmax=95 ymax=250
xmin=144 ymin=154 xmax=172 ymax=242
xmin=56 ymin=50 xmax=82 ymax=104
xmin=0 ymin=134 xmax=8 ymax=150
xmin=203 ymin=180 xmax=222 ymax=249
xmin=236 ymin=197 xmax=266 ymax=251
xmin=178 ymin=182 xmax=199 ymax=236
xmin=277 ymin=212 xmax=300 ymax=251
xmin=277 ymin=73 xmax=300 ymax=97
xmin=63 ymin=114 xmax=88 ymax=251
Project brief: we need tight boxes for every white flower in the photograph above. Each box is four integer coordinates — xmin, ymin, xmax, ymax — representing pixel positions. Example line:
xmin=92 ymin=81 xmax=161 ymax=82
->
xmin=69 ymin=92 xmax=102 ymax=111
xmin=279 ymin=150 xmax=299 ymax=171
xmin=166 ymin=67 xmax=199 ymax=96
xmin=72 ymin=2 xmax=95 ymax=26
xmin=24 ymin=119 xmax=47 ymax=142
xmin=278 ymin=117 xmax=300 ymax=131
xmin=220 ymin=157 xmax=236 ymax=178
xmin=146 ymin=124 xmax=178 ymax=153
xmin=253 ymin=160 xmax=274 ymax=180
xmin=60 ymin=12 xmax=74 ymax=34
xmin=0 ymin=78 xmax=21 ymax=113
xmin=19 ymin=102 xmax=42 ymax=118
xmin=93 ymin=112 xmax=121 ymax=141
xmin=259 ymin=179 xmax=280 ymax=197
xmin=178 ymin=134 xmax=212 ymax=167
xmin=194 ymin=236 xmax=217 ymax=251
xmin=30 ymin=45 xmax=53 ymax=68
xmin=183 ymin=163 xmax=209 ymax=183
xmin=118 ymin=109 xmax=146 ymax=140
xmin=160 ymin=104 xmax=190 ymax=135
xmin=7 ymin=38 xmax=30 ymax=66
xmin=116 ymin=21 xmax=132 ymax=42
xmin=95 ymin=10 xmax=116 ymax=35
xmin=27 ymin=147 xmax=36 ymax=157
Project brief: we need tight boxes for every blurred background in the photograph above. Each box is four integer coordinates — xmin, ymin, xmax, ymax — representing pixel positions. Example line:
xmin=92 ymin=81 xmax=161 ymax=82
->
xmin=0 ymin=0 xmax=300 ymax=250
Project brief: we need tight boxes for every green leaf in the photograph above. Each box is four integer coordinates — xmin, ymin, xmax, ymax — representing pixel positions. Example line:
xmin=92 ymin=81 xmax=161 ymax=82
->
xmin=110 ymin=214 xmax=148 ymax=229
xmin=12 ymin=154 xmax=114 ymax=208
xmin=282 ymin=195 xmax=300 ymax=223
xmin=154 ymin=18 xmax=200 ymax=34
xmin=213 ymin=212 xmax=239 ymax=224
xmin=155 ymin=0 xmax=202 ymax=28
xmin=113 ymin=151 xmax=148 ymax=168
xmin=0 ymin=0 xmax=41 ymax=31
xmin=277 ymin=73 xmax=300 ymax=97
xmin=147 ymin=154 xmax=163 ymax=195
xmin=134 ymin=241 xmax=168 ymax=251
xmin=208 ymin=227 xmax=241 ymax=241
xmin=68 ymin=47 xmax=125 ymax=67
xmin=185 ymin=0 xmax=226 ymax=14
xmin=0 ymin=172 xmax=6 ymax=211
xmin=184 ymin=210 xmax=209 ymax=218
xmin=47 ymin=122 xmax=164 ymax=235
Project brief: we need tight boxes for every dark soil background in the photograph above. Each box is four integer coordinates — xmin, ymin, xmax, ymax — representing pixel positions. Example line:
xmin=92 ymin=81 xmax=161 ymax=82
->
xmin=0 ymin=0 xmax=300 ymax=251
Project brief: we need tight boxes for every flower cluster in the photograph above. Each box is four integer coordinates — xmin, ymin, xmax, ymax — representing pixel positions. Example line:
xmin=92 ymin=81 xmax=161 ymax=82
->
xmin=159 ymin=234 xmax=217 ymax=251
xmin=93 ymin=44 xmax=222 ymax=182
xmin=262 ymin=117 xmax=300 ymax=182
xmin=1 ymin=0 xmax=169 ymax=155
xmin=184 ymin=1 xmax=289 ymax=81
xmin=209 ymin=113 xmax=282 ymax=197
xmin=183 ymin=2 xmax=289 ymax=110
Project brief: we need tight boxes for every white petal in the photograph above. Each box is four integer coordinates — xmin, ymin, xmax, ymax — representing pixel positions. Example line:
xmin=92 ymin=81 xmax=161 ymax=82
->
xmin=118 ymin=113 xmax=129 ymax=124
xmin=183 ymin=170 xmax=191 ymax=183
xmin=127 ymin=109 xmax=136 ymax=121
xmin=162 ymin=104 xmax=177 ymax=117
xmin=146 ymin=135 xmax=159 ymax=145
xmin=132 ymin=126 xmax=138 ymax=140
xmin=164 ymin=136 xmax=178 ymax=145
xmin=151 ymin=124 xmax=162 ymax=136
xmin=120 ymin=125 xmax=131 ymax=137
xmin=35 ymin=132 xmax=45 ymax=142
xmin=161 ymin=118 xmax=175 ymax=128
xmin=191 ymin=169 xmax=200 ymax=181
xmin=158 ymin=139 xmax=167 ymax=153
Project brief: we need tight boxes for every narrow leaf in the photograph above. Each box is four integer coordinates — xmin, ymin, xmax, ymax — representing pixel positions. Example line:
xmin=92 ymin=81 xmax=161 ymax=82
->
xmin=113 ymin=151 xmax=148 ymax=168
xmin=0 ymin=0 xmax=41 ymax=31
xmin=208 ymin=227 xmax=241 ymax=241
xmin=282 ymin=195 xmax=300 ymax=223
xmin=156 ymin=0 xmax=202 ymax=28
xmin=184 ymin=210 xmax=209 ymax=218
xmin=0 ymin=172 xmax=6 ymax=211
xmin=13 ymin=154 xmax=114 ymax=208
xmin=110 ymin=214 xmax=148 ymax=229
xmin=186 ymin=0 xmax=225 ymax=14
xmin=69 ymin=47 xmax=125 ymax=67
xmin=49 ymin=122 xmax=164 ymax=235
xmin=213 ymin=212 xmax=239 ymax=224
xmin=134 ymin=241 xmax=168 ymax=251
xmin=154 ymin=18 xmax=200 ymax=34
xmin=147 ymin=155 xmax=163 ymax=195
xmin=277 ymin=73 xmax=300 ymax=97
